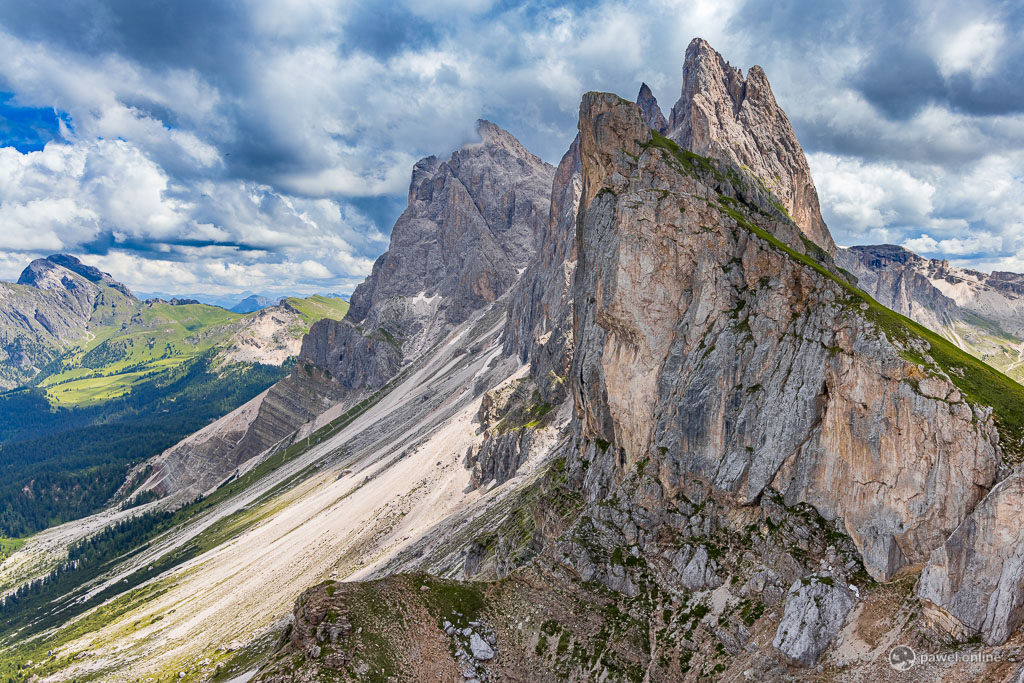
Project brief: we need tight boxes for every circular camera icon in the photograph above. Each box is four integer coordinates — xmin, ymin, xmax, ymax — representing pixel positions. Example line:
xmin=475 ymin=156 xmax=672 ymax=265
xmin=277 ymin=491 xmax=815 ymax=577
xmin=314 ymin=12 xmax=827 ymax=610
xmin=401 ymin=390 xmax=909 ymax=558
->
xmin=889 ymin=645 xmax=916 ymax=671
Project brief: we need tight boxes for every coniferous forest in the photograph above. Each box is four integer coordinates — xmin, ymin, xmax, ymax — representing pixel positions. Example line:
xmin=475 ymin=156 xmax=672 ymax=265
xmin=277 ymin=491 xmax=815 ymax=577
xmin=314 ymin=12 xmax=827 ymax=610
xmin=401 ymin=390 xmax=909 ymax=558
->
xmin=0 ymin=353 xmax=289 ymax=538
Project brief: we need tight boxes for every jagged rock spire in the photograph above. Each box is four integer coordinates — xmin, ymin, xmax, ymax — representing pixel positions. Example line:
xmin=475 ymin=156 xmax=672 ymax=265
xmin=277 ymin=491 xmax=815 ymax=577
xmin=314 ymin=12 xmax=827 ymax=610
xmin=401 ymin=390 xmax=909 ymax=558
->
xmin=636 ymin=83 xmax=669 ymax=134
xmin=668 ymin=38 xmax=836 ymax=254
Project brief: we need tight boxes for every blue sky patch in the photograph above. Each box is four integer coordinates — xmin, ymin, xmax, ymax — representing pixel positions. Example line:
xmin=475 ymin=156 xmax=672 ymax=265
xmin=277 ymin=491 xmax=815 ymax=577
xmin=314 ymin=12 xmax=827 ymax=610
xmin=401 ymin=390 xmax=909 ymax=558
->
xmin=0 ymin=93 xmax=64 ymax=152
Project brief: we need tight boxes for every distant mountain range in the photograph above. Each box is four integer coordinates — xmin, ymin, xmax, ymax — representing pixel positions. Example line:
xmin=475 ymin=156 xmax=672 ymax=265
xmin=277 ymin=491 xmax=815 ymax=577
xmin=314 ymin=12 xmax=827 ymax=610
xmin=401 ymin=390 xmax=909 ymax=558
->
xmin=230 ymin=295 xmax=277 ymax=313
xmin=134 ymin=289 xmax=352 ymax=311
xmin=0 ymin=254 xmax=349 ymax=538
xmin=838 ymin=244 xmax=1024 ymax=384
xmin=0 ymin=254 xmax=349 ymax=400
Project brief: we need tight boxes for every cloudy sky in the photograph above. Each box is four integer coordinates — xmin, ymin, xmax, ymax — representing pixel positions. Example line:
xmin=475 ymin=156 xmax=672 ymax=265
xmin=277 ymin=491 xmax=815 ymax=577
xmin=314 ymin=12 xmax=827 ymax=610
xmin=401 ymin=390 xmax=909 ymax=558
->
xmin=0 ymin=0 xmax=1021 ymax=297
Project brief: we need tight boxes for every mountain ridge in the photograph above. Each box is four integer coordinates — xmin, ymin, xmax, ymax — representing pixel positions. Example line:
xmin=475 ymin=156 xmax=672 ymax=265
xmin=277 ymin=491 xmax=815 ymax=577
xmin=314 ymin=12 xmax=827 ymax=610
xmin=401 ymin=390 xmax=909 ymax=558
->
xmin=0 ymin=255 xmax=350 ymax=538
xmin=839 ymin=243 xmax=1024 ymax=385
xmin=0 ymin=254 xmax=349 ymax=398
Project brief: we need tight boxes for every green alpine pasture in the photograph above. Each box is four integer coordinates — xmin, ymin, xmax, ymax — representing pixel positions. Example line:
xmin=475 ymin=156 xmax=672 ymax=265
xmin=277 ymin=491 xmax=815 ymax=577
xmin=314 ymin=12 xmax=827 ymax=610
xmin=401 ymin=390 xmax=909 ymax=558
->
xmin=35 ymin=295 xmax=347 ymax=406
xmin=0 ymin=292 xmax=349 ymax=537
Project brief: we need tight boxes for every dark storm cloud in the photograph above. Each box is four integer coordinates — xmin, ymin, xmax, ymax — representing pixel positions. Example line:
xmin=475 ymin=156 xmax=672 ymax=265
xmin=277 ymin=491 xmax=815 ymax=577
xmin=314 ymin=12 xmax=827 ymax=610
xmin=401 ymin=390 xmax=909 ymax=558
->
xmin=852 ymin=47 xmax=949 ymax=120
xmin=853 ymin=45 xmax=1024 ymax=120
xmin=77 ymin=232 xmax=265 ymax=258
xmin=0 ymin=0 xmax=244 ymax=79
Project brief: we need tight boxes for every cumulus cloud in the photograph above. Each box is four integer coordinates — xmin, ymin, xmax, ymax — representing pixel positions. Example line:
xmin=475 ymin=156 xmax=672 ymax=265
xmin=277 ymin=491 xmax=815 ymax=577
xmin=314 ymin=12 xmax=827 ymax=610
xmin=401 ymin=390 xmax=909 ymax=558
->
xmin=810 ymin=146 xmax=1024 ymax=267
xmin=0 ymin=139 xmax=381 ymax=291
xmin=0 ymin=0 xmax=1021 ymax=294
xmin=808 ymin=154 xmax=937 ymax=241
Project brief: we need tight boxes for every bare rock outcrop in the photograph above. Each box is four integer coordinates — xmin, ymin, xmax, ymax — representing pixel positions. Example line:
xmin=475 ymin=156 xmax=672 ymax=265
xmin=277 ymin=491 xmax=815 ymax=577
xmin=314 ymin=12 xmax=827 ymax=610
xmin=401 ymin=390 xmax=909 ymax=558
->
xmin=773 ymin=576 xmax=856 ymax=666
xmin=503 ymin=136 xmax=580 ymax=403
xmin=668 ymin=38 xmax=835 ymax=254
xmin=347 ymin=119 xmax=553 ymax=329
xmin=919 ymin=472 xmax=1024 ymax=645
xmin=145 ymin=365 xmax=348 ymax=499
xmin=636 ymin=82 xmax=669 ymax=134
xmin=218 ymin=301 xmax=332 ymax=366
xmin=148 ymin=122 xmax=555 ymax=500
xmin=297 ymin=317 xmax=401 ymax=393
xmin=302 ymin=120 xmax=554 ymax=393
xmin=465 ymin=377 xmax=551 ymax=489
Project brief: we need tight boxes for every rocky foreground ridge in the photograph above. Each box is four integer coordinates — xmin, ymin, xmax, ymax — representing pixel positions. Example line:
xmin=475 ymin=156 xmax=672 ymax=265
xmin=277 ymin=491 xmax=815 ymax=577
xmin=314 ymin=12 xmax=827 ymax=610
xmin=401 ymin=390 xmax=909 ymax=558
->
xmin=12 ymin=38 xmax=1024 ymax=682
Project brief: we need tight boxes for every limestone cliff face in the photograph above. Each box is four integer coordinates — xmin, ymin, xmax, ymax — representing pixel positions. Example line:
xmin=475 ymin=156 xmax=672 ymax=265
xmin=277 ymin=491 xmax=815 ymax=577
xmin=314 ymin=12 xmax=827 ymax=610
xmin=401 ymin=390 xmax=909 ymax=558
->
xmin=254 ymin=48 xmax=1024 ymax=679
xmin=503 ymin=136 xmax=580 ymax=403
xmin=148 ymin=123 xmax=554 ymax=500
xmin=297 ymin=317 xmax=401 ymax=393
xmin=830 ymin=251 xmax=1024 ymax=647
xmin=919 ymin=472 xmax=1024 ymax=645
xmin=569 ymin=93 xmax=1000 ymax=583
xmin=348 ymin=119 xmax=552 ymax=329
xmin=667 ymin=38 xmax=835 ymax=254
xmin=302 ymin=120 xmax=554 ymax=391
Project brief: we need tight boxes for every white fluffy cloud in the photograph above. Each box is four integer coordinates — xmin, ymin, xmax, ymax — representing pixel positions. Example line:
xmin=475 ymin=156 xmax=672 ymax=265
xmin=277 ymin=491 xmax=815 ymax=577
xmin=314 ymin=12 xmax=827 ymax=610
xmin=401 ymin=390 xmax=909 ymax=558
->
xmin=0 ymin=0 xmax=1021 ymax=294
xmin=810 ymin=147 xmax=1024 ymax=265
xmin=0 ymin=139 xmax=381 ymax=292
xmin=808 ymin=153 xmax=937 ymax=241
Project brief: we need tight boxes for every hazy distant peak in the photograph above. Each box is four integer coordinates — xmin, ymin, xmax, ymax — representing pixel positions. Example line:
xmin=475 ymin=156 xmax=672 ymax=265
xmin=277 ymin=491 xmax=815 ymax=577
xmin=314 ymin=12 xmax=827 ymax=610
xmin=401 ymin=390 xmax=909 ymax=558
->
xmin=17 ymin=253 xmax=135 ymax=299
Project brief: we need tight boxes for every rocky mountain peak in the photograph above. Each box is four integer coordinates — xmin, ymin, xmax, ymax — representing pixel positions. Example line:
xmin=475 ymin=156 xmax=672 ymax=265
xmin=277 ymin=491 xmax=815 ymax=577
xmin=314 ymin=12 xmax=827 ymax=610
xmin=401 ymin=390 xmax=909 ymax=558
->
xmin=572 ymin=88 xmax=1007 ymax=585
xmin=302 ymin=119 xmax=554 ymax=393
xmin=672 ymin=37 xmax=747 ymax=119
xmin=843 ymin=244 xmax=924 ymax=270
xmin=636 ymin=82 xmax=669 ymax=133
xmin=667 ymin=37 xmax=835 ymax=254
xmin=17 ymin=254 xmax=135 ymax=298
xmin=347 ymin=120 xmax=553 ymax=327
xmin=472 ymin=119 xmax=537 ymax=160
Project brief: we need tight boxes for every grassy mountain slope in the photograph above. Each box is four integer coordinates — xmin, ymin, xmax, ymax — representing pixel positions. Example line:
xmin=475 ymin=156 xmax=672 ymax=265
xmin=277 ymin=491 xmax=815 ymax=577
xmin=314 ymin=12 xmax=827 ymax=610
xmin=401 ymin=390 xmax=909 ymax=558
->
xmin=282 ymin=294 xmax=351 ymax=326
xmin=2 ymin=255 xmax=350 ymax=406
xmin=0 ymin=258 xmax=350 ymax=538
xmin=35 ymin=296 xmax=348 ymax=406
xmin=930 ymin=316 xmax=1024 ymax=386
